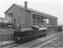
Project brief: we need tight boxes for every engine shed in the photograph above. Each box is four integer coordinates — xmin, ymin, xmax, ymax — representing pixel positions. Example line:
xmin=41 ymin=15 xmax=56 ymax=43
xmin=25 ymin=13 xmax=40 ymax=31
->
xmin=4 ymin=1 xmax=57 ymax=31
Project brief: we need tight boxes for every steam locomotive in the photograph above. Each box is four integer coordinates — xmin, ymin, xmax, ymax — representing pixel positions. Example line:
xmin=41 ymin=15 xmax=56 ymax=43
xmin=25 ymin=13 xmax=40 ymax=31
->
xmin=13 ymin=25 xmax=48 ymax=43
xmin=0 ymin=21 xmax=48 ymax=43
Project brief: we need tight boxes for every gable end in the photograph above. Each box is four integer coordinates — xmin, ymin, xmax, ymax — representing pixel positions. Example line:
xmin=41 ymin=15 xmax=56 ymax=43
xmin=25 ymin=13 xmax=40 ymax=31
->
xmin=4 ymin=4 xmax=15 ymax=14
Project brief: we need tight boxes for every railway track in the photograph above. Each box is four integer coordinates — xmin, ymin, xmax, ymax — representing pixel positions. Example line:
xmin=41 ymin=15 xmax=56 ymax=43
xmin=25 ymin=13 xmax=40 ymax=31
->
xmin=31 ymin=33 xmax=62 ymax=48
xmin=1 ymin=42 xmax=15 ymax=47
xmin=1 ymin=32 xmax=63 ymax=48
xmin=1 ymin=41 xmax=16 ymax=48
xmin=43 ymin=35 xmax=63 ymax=48
xmin=1 ymin=41 xmax=21 ymax=48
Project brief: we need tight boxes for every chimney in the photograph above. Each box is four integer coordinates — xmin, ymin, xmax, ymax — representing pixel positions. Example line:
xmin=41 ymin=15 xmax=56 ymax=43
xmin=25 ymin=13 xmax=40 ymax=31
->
xmin=24 ymin=1 xmax=27 ymax=10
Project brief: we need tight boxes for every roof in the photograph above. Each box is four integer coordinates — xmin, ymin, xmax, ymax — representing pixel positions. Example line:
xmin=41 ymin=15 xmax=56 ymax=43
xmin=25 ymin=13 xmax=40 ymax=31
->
xmin=4 ymin=4 xmax=57 ymax=18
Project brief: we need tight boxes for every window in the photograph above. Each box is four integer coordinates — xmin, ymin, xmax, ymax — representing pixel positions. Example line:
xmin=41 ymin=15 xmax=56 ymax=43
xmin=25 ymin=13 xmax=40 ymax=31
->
xmin=41 ymin=16 xmax=43 ymax=23
xmin=33 ymin=21 xmax=36 ymax=25
xmin=32 ymin=14 xmax=36 ymax=19
xmin=37 ymin=15 xmax=40 ymax=25
xmin=7 ymin=13 xmax=13 ymax=17
xmin=44 ymin=19 xmax=50 ymax=24
xmin=32 ymin=14 xmax=49 ymax=25
xmin=32 ymin=14 xmax=37 ymax=25
xmin=41 ymin=16 xmax=43 ymax=19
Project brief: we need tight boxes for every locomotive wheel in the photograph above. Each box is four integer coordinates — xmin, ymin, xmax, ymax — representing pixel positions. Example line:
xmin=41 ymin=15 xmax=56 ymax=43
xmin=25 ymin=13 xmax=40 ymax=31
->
xmin=14 ymin=37 xmax=23 ymax=43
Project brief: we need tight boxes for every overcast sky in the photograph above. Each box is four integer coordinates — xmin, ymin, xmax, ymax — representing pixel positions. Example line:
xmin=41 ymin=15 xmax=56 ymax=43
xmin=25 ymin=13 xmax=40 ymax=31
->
xmin=0 ymin=0 xmax=63 ymax=25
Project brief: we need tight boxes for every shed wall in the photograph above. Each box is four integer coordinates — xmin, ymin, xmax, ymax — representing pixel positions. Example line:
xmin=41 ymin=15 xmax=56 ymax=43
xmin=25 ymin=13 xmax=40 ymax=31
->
xmin=5 ymin=5 xmax=57 ymax=29
xmin=5 ymin=5 xmax=26 ymax=28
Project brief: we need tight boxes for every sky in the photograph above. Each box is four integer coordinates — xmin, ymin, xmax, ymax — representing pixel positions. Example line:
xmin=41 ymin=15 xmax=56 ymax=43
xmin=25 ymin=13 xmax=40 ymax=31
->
xmin=0 ymin=0 xmax=63 ymax=25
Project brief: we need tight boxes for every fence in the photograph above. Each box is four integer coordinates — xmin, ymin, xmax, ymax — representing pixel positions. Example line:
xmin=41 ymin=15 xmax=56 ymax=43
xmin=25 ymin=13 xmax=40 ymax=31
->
xmin=0 ymin=28 xmax=14 ymax=42
xmin=0 ymin=33 xmax=13 ymax=42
